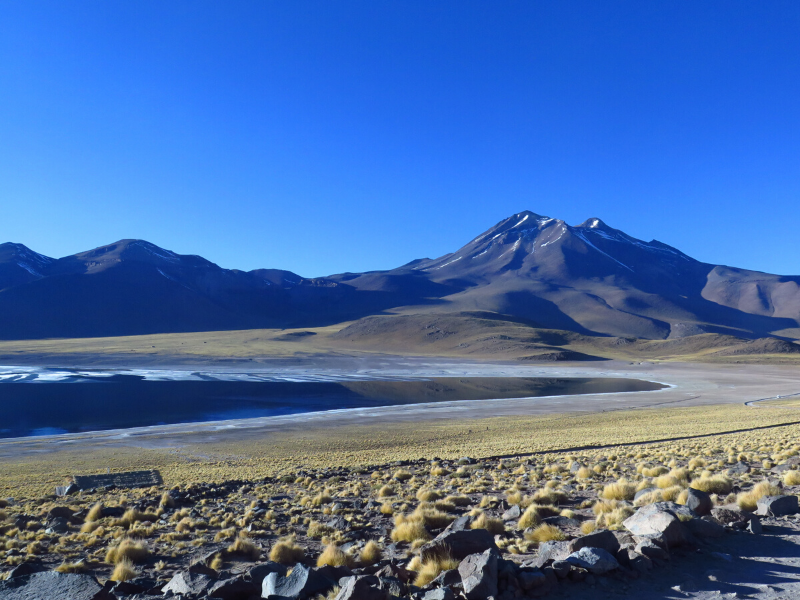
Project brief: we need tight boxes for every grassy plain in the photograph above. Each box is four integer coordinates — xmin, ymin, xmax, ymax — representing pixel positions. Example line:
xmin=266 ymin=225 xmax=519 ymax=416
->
xmin=3 ymin=400 xmax=800 ymax=499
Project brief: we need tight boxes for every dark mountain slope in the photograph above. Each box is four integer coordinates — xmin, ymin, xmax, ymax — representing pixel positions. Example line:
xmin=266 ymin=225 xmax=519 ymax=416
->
xmin=0 ymin=213 xmax=799 ymax=341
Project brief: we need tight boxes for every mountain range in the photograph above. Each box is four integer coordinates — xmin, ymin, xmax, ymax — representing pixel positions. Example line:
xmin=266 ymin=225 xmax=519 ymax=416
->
xmin=1 ymin=210 xmax=799 ymax=341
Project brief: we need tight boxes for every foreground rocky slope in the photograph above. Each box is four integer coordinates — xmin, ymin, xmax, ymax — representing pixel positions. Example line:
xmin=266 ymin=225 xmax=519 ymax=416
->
xmin=3 ymin=433 xmax=800 ymax=599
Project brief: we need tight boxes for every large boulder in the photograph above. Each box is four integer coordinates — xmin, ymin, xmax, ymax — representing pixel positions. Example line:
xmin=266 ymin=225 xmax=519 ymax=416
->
xmin=623 ymin=507 xmax=688 ymax=548
xmin=711 ymin=507 xmax=749 ymax=526
xmin=163 ymin=571 xmax=215 ymax=596
xmin=458 ymin=548 xmax=499 ymax=600
xmin=565 ymin=547 xmax=619 ymax=574
xmin=334 ymin=575 xmax=389 ymax=600
xmin=533 ymin=540 xmax=571 ymax=566
xmin=248 ymin=562 xmax=286 ymax=587
xmin=208 ymin=575 xmax=260 ymax=600
xmin=568 ymin=530 xmax=620 ymax=555
xmin=756 ymin=495 xmax=798 ymax=517
xmin=420 ymin=528 xmax=497 ymax=562
xmin=685 ymin=517 xmax=725 ymax=539
xmin=0 ymin=572 xmax=110 ymax=600
xmin=263 ymin=564 xmax=336 ymax=599
xmin=686 ymin=488 xmax=713 ymax=516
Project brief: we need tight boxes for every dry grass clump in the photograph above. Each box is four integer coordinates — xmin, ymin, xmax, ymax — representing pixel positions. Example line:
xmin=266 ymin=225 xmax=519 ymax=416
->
xmin=532 ymin=488 xmax=567 ymax=505
xmin=110 ymin=559 xmax=137 ymax=582
xmin=525 ymin=523 xmax=566 ymax=542
xmin=784 ymin=470 xmax=800 ymax=486
xmin=470 ymin=513 xmax=505 ymax=535
xmin=359 ymin=540 xmax=382 ymax=566
xmin=227 ymin=537 xmax=261 ymax=561
xmin=600 ymin=479 xmax=637 ymax=501
xmin=307 ymin=521 xmax=335 ymax=539
xmin=115 ymin=508 xmax=157 ymax=529
xmin=411 ymin=505 xmax=455 ymax=529
xmin=737 ymin=481 xmax=782 ymax=512
xmin=393 ymin=470 xmax=413 ymax=482
xmin=105 ymin=538 xmax=149 ymax=565
xmin=85 ymin=502 xmax=104 ymax=522
xmin=270 ymin=537 xmax=305 ymax=565
xmin=575 ymin=467 xmax=593 ymax=479
xmin=55 ymin=561 xmax=87 ymax=574
xmin=377 ymin=485 xmax=395 ymax=498
xmin=445 ymin=495 xmax=471 ymax=507
xmin=317 ymin=544 xmax=355 ymax=568
xmin=416 ymin=488 xmax=441 ymax=502
xmin=690 ymin=475 xmax=732 ymax=495
xmin=379 ymin=502 xmax=394 ymax=515
xmin=413 ymin=554 xmax=460 ymax=587
xmin=390 ymin=514 xmax=432 ymax=543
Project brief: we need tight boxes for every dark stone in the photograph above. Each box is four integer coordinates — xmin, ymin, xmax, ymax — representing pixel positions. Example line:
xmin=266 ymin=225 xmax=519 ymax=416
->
xmin=685 ymin=488 xmax=713 ymax=516
xmin=0 ymin=572 xmax=108 ymax=600
xmin=711 ymin=507 xmax=749 ymax=526
xmin=262 ymin=564 xmax=335 ymax=599
xmin=623 ymin=508 xmax=687 ymax=547
xmin=685 ymin=517 xmax=725 ymax=538
xmin=47 ymin=506 xmax=75 ymax=520
xmin=501 ymin=505 xmax=521 ymax=521
xmin=377 ymin=575 xmax=406 ymax=596
xmin=45 ymin=516 xmax=70 ymax=535
xmin=208 ymin=574 xmax=260 ymax=600
xmin=247 ymin=561 xmax=286 ymax=587
xmin=565 ymin=547 xmax=620 ymax=574
xmin=533 ymin=541 xmax=571 ymax=566
xmin=430 ymin=569 xmax=460 ymax=588
xmin=551 ymin=560 xmax=571 ymax=578
xmin=568 ymin=530 xmax=620 ymax=555
xmin=516 ymin=569 xmax=546 ymax=591
xmin=756 ymin=495 xmax=799 ymax=517
xmin=458 ymin=548 xmax=499 ymax=600
xmin=163 ymin=571 xmax=215 ymax=596
xmin=422 ymin=587 xmax=456 ymax=600
xmin=335 ymin=575 xmax=389 ymax=600
xmin=728 ymin=462 xmax=750 ymax=475
xmin=6 ymin=561 xmax=47 ymax=579
xmin=420 ymin=528 xmax=497 ymax=562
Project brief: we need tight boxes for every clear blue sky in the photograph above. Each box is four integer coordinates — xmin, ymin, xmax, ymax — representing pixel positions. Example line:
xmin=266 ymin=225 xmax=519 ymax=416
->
xmin=1 ymin=2 xmax=799 ymax=277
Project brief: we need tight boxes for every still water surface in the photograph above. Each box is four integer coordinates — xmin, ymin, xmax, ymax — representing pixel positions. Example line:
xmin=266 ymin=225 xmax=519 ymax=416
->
xmin=0 ymin=375 xmax=666 ymax=438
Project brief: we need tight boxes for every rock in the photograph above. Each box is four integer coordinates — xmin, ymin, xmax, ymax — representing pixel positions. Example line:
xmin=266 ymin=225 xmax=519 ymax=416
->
xmin=430 ymin=569 xmax=460 ymax=588
xmin=45 ymin=516 xmax=70 ymax=534
xmin=0 ymin=572 xmax=109 ymax=600
xmin=55 ymin=482 xmax=80 ymax=496
xmin=686 ymin=488 xmax=713 ymax=516
xmin=501 ymin=505 xmax=521 ymax=521
xmin=422 ymin=588 xmax=456 ymax=600
xmin=47 ymin=506 xmax=75 ymax=520
xmin=375 ymin=562 xmax=412 ymax=583
xmin=551 ymin=560 xmax=571 ymax=578
xmin=535 ymin=540 xmax=571 ymax=565
xmin=111 ymin=578 xmax=156 ymax=595
xmin=624 ymin=508 xmax=687 ymax=547
xmin=420 ymin=528 xmax=498 ymax=562
xmin=334 ymin=575 xmax=388 ymax=600
xmin=444 ymin=515 xmax=471 ymax=532
xmin=517 ymin=569 xmax=546 ymax=591
xmin=625 ymin=548 xmax=652 ymax=573
xmin=568 ymin=530 xmax=620 ymax=555
xmin=458 ymin=548 xmax=499 ymax=600
xmin=542 ymin=516 xmax=579 ymax=528
xmin=6 ymin=561 xmax=47 ymax=579
xmin=711 ymin=507 xmax=749 ymax=526
xmin=634 ymin=538 xmax=669 ymax=561
xmin=756 ymin=495 xmax=798 ymax=517
xmin=748 ymin=516 xmax=763 ymax=534
xmin=685 ymin=517 xmax=725 ymax=538
xmin=377 ymin=575 xmax=407 ymax=597
xmin=263 ymin=564 xmax=336 ymax=599
xmin=639 ymin=501 xmax=694 ymax=519
xmin=208 ymin=575 xmax=260 ymax=600
xmin=728 ymin=462 xmax=750 ymax=475
xmin=163 ymin=571 xmax=215 ymax=596
xmin=565 ymin=547 xmax=620 ymax=574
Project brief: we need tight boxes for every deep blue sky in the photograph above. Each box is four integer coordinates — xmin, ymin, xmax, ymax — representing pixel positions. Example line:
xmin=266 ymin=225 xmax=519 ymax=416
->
xmin=1 ymin=2 xmax=799 ymax=277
